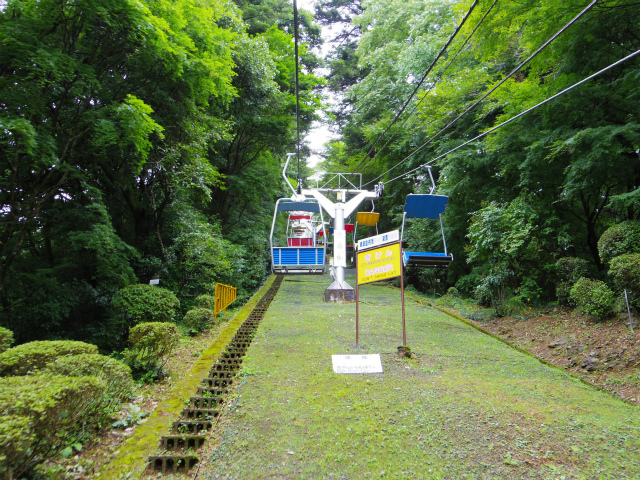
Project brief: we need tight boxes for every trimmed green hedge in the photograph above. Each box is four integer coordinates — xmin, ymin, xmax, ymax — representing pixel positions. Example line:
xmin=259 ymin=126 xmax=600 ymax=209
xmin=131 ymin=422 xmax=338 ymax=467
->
xmin=183 ymin=307 xmax=216 ymax=332
xmin=0 ymin=374 xmax=107 ymax=479
xmin=598 ymin=221 xmax=640 ymax=265
xmin=569 ymin=277 xmax=615 ymax=321
xmin=112 ymin=284 xmax=180 ymax=327
xmin=124 ymin=322 xmax=181 ymax=379
xmin=609 ymin=253 xmax=640 ymax=310
xmin=46 ymin=353 xmax=134 ymax=401
xmin=555 ymin=257 xmax=594 ymax=304
xmin=194 ymin=294 xmax=215 ymax=310
xmin=0 ymin=340 xmax=98 ymax=376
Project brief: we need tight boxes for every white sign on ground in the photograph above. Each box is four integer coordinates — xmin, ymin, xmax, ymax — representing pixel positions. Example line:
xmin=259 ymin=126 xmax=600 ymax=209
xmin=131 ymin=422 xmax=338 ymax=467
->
xmin=357 ymin=230 xmax=399 ymax=251
xmin=332 ymin=354 xmax=383 ymax=374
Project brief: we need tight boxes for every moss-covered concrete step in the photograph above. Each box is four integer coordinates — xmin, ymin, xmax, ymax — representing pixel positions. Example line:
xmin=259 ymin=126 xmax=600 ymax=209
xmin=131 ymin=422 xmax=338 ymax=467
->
xmin=209 ymin=362 xmax=241 ymax=373
xmin=201 ymin=376 xmax=233 ymax=388
xmin=214 ymin=356 xmax=243 ymax=366
xmin=196 ymin=386 xmax=228 ymax=397
xmin=220 ymin=342 xmax=249 ymax=359
xmin=172 ymin=419 xmax=214 ymax=433
xmin=206 ymin=370 xmax=237 ymax=380
xmin=148 ymin=455 xmax=198 ymax=473
xmin=224 ymin=344 xmax=249 ymax=353
xmin=159 ymin=435 xmax=207 ymax=451
xmin=180 ymin=408 xmax=220 ymax=420
xmin=189 ymin=395 xmax=224 ymax=408
xmin=233 ymin=330 xmax=256 ymax=338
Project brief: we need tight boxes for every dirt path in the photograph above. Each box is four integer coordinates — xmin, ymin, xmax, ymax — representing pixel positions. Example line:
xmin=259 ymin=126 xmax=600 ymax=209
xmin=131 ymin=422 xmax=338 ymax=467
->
xmin=193 ymin=274 xmax=640 ymax=479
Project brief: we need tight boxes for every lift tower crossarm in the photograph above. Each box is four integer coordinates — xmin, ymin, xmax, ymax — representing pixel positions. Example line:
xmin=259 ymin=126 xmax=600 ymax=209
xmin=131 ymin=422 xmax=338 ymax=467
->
xmin=301 ymin=190 xmax=377 ymax=220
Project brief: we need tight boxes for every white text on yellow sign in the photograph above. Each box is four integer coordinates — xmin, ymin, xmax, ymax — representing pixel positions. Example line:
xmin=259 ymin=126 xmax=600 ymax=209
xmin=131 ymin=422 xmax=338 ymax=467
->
xmin=357 ymin=242 xmax=401 ymax=285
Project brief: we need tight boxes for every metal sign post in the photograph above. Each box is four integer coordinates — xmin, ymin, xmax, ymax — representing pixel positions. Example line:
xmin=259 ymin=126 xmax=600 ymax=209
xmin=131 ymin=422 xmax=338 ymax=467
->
xmin=355 ymin=250 xmax=359 ymax=346
xmin=400 ymin=253 xmax=406 ymax=346
xmin=355 ymin=231 xmax=406 ymax=347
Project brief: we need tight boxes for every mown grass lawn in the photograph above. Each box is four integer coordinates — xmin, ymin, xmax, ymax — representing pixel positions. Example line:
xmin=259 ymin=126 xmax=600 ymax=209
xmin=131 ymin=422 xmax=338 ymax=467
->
xmin=199 ymin=273 xmax=640 ymax=479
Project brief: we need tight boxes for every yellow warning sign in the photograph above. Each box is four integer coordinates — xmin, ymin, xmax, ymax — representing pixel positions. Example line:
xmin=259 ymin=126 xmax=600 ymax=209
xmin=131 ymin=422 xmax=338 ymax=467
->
xmin=357 ymin=242 xmax=401 ymax=285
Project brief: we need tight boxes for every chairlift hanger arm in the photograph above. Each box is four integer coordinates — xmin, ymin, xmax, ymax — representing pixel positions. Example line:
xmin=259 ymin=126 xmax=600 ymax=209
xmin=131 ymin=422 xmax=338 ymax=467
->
xmin=283 ymin=153 xmax=302 ymax=198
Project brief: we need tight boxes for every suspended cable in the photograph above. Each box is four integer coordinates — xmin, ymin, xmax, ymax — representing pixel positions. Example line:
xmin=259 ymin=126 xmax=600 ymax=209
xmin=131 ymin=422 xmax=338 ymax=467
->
xmin=293 ymin=0 xmax=302 ymax=193
xmin=364 ymin=0 xmax=599 ymax=187
xmin=363 ymin=0 xmax=500 ymax=174
xmin=347 ymin=0 xmax=479 ymax=176
xmin=380 ymin=48 xmax=640 ymax=186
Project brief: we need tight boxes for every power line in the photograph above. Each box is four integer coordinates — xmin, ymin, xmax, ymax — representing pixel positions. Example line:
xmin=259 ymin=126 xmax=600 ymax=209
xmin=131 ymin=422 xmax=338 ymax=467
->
xmin=381 ymin=48 xmax=640 ymax=186
xmin=364 ymin=0 xmax=599 ymax=188
xmin=347 ymin=0 xmax=480 ymax=176
xmin=361 ymin=0 xmax=500 ymax=175
xmin=293 ymin=0 xmax=302 ymax=192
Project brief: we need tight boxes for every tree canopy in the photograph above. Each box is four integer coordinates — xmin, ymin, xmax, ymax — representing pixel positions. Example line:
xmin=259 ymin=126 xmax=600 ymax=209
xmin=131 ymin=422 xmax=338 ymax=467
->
xmin=319 ymin=0 xmax=640 ymax=303
xmin=0 ymin=0 xmax=323 ymax=346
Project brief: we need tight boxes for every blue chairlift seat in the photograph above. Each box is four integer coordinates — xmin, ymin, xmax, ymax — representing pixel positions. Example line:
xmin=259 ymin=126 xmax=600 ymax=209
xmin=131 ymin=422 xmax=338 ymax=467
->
xmin=402 ymin=251 xmax=452 ymax=268
xmin=270 ymin=198 xmax=326 ymax=274
xmin=401 ymin=194 xmax=453 ymax=269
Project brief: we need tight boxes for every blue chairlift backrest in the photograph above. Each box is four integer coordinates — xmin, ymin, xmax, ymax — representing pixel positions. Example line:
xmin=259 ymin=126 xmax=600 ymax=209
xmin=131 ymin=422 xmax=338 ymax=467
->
xmin=403 ymin=194 xmax=448 ymax=219
xmin=276 ymin=200 xmax=321 ymax=213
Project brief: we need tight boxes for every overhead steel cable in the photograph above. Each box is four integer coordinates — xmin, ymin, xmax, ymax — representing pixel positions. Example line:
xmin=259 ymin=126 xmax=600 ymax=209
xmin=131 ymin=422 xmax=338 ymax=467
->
xmin=347 ymin=0 xmax=479 ymax=176
xmin=380 ymin=47 xmax=640 ymax=187
xmin=363 ymin=0 xmax=599 ymax=188
xmin=364 ymin=0 xmax=500 ymax=173
xmin=293 ymin=0 xmax=302 ymax=192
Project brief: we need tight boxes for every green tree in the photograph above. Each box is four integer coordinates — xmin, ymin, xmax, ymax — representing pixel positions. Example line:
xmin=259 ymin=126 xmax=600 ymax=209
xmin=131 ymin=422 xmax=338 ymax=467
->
xmin=329 ymin=0 xmax=640 ymax=299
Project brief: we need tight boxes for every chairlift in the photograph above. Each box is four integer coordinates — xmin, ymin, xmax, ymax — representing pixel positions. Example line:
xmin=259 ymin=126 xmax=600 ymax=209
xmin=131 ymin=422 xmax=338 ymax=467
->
xmin=400 ymin=169 xmax=453 ymax=268
xmin=354 ymin=200 xmax=381 ymax=243
xmin=270 ymin=198 xmax=327 ymax=274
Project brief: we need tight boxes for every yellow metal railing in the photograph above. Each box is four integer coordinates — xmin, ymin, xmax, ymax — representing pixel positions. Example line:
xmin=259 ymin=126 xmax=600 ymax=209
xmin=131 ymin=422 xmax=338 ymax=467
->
xmin=214 ymin=282 xmax=237 ymax=318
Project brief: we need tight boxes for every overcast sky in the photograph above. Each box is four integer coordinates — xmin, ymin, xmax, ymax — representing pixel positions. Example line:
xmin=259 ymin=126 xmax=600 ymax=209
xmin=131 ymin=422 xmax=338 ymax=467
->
xmin=296 ymin=0 xmax=340 ymax=169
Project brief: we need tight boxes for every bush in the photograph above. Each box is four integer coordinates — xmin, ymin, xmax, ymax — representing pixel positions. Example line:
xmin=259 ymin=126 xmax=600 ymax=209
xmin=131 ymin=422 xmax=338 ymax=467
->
xmin=569 ymin=277 xmax=615 ymax=321
xmin=0 ymin=374 xmax=107 ymax=479
xmin=474 ymin=284 xmax=492 ymax=307
xmin=597 ymin=220 xmax=640 ymax=265
xmin=435 ymin=287 xmax=462 ymax=309
xmin=0 ymin=327 xmax=13 ymax=353
xmin=194 ymin=294 xmax=215 ymax=310
xmin=183 ymin=308 xmax=216 ymax=332
xmin=500 ymin=296 xmax=527 ymax=317
xmin=446 ymin=287 xmax=460 ymax=298
xmin=609 ymin=253 xmax=640 ymax=310
xmin=123 ymin=322 xmax=181 ymax=380
xmin=0 ymin=340 xmax=98 ymax=376
xmin=555 ymin=257 xmax=594 ymax=304
xmin=474 ymin=270 xmax=511 ymax=315
xmin=111 ymin=284 xmax=180 ymax=328
xmin=46 ymin=353 xmax=134 ymax=402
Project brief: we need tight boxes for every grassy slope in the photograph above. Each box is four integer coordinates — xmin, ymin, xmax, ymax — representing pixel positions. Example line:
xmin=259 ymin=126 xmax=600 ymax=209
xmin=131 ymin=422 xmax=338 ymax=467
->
xmin=199 ymin=273 xmax=640 ymax=480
